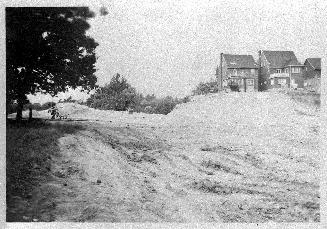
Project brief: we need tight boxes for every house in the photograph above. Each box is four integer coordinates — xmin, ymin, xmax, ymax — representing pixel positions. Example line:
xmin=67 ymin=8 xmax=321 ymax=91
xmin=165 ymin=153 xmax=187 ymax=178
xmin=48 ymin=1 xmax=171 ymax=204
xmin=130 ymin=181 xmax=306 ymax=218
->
xmin=303 ymin=58 xmax=321 ymax=93
xmin=258 ymin=50 xmax=304 ymax=91
xmin=216 ymin=53 xmax=259 ymax=92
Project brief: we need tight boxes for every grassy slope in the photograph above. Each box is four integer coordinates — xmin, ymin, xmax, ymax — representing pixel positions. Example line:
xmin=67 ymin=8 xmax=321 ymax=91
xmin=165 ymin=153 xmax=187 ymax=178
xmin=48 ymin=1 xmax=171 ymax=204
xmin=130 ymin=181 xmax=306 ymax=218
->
xmin=6 ymin=119 xmax=85 ymax=222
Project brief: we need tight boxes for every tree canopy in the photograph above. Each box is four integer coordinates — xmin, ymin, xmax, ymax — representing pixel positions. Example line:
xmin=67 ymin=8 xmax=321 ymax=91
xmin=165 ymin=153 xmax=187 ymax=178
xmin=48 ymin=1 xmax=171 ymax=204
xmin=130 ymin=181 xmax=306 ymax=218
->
xmin=87 ymin=73 xmax=138 ymax=111
xmin=6 ymin=7 xmax=98 ymax=119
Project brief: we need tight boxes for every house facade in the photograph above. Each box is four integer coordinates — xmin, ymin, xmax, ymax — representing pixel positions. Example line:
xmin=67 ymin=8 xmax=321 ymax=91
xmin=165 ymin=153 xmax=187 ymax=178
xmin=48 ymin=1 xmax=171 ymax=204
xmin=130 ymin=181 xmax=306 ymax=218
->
xmin=216 ymin=53 xmax=259 ymax=92
xmin=258 ymin=50 xmax=304 ymax=91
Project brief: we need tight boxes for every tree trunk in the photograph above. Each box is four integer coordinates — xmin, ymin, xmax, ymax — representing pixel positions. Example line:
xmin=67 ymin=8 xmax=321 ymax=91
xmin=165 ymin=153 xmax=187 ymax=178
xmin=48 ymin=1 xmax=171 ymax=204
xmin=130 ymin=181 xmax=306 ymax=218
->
xmin=29 ymin=107 xmax=32 ymax=121
xmin=16 ymin=100 xmax=23 ymax=121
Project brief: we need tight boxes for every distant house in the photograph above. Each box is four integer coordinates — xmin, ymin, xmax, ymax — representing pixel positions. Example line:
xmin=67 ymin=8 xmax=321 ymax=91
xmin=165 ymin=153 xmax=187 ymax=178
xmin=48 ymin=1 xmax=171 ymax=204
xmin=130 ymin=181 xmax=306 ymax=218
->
xmin=303 ymin=58 xmax=321 ymax=93
xmin=258 ymin=50 xmax=304 ymax=91
xmin=216 ymin=53 xmax=259 ymax=92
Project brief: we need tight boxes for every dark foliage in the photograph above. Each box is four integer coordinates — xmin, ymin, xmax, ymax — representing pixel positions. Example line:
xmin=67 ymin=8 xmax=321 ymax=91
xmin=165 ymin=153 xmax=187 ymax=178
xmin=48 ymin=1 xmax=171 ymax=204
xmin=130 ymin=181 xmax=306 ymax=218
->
xmin=6 ymin=7 xmax=98 ymax=120
xmin=87 ymin=73 xmax=138 ymax=111
xmin=86 ymin=74 xmax=191 ymax=115
xmin=228 ymin=81 xmax=240 ymax=92
xmin=192 ymin=81 xmax=219 ymax=95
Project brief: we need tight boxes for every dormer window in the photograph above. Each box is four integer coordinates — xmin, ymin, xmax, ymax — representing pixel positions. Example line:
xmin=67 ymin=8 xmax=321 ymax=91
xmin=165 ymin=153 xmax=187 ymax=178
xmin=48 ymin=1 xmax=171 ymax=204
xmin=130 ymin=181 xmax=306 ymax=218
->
xmin=276 ymin=69 xmax=282 ymax=73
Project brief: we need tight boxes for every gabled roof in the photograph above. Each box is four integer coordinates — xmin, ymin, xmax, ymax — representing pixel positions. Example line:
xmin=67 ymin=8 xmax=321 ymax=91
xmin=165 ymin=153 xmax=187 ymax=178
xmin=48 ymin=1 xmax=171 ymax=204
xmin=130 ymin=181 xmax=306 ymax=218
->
xmin=261 ymin=50 xmax=301 ymax=68
xmin=305 ymin=58 xmax=321 ymax=70
xmin=223 ymin=54 xmax=258 ymax=69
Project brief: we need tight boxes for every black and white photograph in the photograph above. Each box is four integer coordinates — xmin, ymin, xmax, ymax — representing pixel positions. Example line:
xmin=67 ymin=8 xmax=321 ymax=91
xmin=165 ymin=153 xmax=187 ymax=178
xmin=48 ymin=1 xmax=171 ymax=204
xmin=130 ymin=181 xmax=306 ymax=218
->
xmin=3 ymin=0 xmax=325 ymax=226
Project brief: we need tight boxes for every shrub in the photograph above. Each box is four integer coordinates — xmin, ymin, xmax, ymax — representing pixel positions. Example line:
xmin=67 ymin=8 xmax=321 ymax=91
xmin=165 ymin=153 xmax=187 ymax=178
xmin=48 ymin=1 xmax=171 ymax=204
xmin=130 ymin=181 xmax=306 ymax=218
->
xmin=144 ymin=106 xmax=154 ymax=114
xmin=192 ymin=81 xmax=219 ymax=95
xmin=7 ymin=102 xmax=17 ymax=115
xmin=31 ymin=103 xmax=42 ymax=111
xmin=41 ymin=102 xmax=56 ymax=110
xmin=87 ymin=73 xmax=138 ymax=111
xmin=228 ymin=81 xmax=240 ymax=92
xmin=85 ymin=74 xmax=191 ymax=115
xmin=153 ymin=97 xmax=173 ymax=115
xmin=285 ymin=90 xmax=320 ymax=107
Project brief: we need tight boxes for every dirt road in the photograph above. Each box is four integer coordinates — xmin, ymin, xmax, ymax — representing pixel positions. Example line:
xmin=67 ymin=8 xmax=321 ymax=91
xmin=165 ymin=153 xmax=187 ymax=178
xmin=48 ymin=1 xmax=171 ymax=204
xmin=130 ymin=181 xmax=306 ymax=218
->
xmin=27 ymin=92 xmax=319 ymax=222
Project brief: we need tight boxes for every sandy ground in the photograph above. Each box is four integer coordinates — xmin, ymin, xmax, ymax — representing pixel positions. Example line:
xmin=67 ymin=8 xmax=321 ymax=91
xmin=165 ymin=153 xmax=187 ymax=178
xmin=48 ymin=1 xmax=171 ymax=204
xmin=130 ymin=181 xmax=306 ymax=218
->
xmin=20 ymin=91 xmax=320 ymax=222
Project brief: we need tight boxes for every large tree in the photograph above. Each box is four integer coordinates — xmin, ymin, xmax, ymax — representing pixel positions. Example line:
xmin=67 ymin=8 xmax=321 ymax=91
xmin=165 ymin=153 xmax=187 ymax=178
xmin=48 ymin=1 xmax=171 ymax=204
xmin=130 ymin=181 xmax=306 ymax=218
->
xmin=6 ymin=7 xmax=98 ymax=120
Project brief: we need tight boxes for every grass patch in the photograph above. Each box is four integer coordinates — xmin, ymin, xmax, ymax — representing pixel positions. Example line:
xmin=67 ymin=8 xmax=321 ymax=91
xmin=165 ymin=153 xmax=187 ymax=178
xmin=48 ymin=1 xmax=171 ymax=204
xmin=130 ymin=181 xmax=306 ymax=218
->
xmin=285 ymin=90 xmax=320 ymax=107
xmin=6 ymin=119 xmax=85 ymax=222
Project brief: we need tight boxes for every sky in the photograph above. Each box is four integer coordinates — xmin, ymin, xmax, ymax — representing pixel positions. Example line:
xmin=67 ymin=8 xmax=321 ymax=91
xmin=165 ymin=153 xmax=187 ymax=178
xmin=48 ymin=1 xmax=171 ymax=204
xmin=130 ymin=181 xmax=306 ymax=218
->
xmin=25 ymin=0 xmax=327 ymax=103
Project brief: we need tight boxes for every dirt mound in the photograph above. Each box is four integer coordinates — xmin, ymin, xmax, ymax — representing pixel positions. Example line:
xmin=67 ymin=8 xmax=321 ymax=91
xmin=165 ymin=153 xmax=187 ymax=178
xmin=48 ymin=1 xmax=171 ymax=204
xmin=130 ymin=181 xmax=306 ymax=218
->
xmin=167 ymin=92 xmax=299 ymax=125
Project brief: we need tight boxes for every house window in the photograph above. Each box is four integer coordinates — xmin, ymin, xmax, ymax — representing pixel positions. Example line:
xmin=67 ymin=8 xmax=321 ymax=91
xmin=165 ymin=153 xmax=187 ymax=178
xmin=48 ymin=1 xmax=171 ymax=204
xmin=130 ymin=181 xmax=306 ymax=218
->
xmin=292 ymin=67 xmax=300 ymax=73
xmin=247 ymin=79 xmax=254 ymax=86
xmin=278 ymin=79 xmax=287 ymax=85
xmin=276 ymin=69 xmax=282 ymax=73
xmin=271 ymin=79 xmax=274 ymax=85
xmin=285 ymin=68 xmax=289 ymax=73
xmin=233 ymin=69 xmax=237 ymax=76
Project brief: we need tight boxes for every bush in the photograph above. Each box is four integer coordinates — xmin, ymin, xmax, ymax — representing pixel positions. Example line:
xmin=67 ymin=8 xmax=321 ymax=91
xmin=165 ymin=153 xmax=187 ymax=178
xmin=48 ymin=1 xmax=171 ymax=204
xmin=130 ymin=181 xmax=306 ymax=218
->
xmin=153 ymin=96 xmax=176 ymax=115
xmin=285 ymin=90 xmax=320 ymax=107
xmin=192 ymin=81 xmax=219 ymax=95
xmin=41 ymin=102 xmax=56 ymax=110
xmin=7 ymin=103 xmax=17 ymax=114
xmin=87 ymin=73 xmax=138 ymax=111
xmin=85 ymin=73 xmax=191 ymax=115
xmin=31 ymin=103 xmax=42 ymax=111
xmin=228 ymin=81 xmax=240 ymax=92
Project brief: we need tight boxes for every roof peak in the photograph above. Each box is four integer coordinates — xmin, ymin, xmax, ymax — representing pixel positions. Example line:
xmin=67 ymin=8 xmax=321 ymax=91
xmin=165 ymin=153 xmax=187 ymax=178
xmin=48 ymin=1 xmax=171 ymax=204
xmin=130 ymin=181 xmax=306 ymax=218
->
xmin=261 ymin=50 xmax=300 ymax=67
xmin=262 ymin=50 xmax=295 ymax=53
xmin=222 ymin=54 xmax=258 ymax=69
xmin=305 ymin=58 xmax=321 ymax=70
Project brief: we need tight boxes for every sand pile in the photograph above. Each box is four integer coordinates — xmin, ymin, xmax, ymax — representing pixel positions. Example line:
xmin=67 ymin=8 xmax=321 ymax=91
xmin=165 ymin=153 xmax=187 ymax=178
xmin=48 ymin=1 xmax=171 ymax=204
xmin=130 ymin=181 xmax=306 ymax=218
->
xmin=167 ymin=92 xmax=301 ymax=127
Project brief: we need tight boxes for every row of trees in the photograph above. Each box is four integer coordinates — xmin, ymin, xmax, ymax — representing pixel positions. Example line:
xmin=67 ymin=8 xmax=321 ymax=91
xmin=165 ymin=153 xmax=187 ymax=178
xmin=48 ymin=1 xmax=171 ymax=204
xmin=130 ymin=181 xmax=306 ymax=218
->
xmin=86 ymin=73 xmax=190 ymax=115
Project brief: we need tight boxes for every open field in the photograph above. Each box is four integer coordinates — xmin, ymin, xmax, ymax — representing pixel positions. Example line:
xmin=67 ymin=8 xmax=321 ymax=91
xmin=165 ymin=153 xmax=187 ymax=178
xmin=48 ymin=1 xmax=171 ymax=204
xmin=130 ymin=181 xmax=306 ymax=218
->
xmin=6 ymin=91 xmax=320 ymax=222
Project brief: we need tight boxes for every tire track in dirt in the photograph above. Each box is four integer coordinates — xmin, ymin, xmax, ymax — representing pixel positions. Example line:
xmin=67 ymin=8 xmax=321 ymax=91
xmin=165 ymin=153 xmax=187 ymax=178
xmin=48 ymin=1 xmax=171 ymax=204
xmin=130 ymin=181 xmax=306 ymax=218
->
xmin=37 ymin=121 xmax=215 ymax=222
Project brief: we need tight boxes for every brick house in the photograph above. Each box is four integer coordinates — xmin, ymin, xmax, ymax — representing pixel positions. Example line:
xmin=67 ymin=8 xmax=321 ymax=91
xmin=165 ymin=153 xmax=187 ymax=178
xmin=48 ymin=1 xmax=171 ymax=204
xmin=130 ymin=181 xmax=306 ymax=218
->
xmin=216 ymin=53 xmax=259 ymax=92
xmin=258 ymin=50 xmax=304 ymax=91
xmin=303 ymin=58 xmax=321 ymax=93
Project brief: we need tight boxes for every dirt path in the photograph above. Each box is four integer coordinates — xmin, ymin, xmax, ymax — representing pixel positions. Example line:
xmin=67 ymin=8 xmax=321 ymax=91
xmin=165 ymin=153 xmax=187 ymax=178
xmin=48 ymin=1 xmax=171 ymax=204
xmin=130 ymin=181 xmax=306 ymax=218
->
xmin=29 ymin=92 xmax=319 ymax=222
xmin=30 ymin=121 xmax=209 ymax=222
xmin=30 ymin=117 xmax=319 ymax=222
